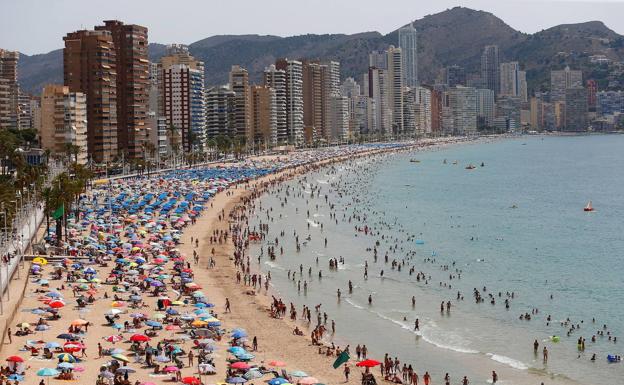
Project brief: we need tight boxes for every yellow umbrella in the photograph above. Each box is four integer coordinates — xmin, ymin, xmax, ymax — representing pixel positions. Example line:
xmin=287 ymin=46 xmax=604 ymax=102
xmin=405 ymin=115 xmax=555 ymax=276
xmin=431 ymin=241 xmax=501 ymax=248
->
xmin=171 ymin=301 xmax=184 ymax=306
xmin=191 ymin=320 xmax=207 ymax=327
xmin=111 ymin=354 xmax=130 ymax=363
xmin=33 ymin=257 xmax=48 ymax=265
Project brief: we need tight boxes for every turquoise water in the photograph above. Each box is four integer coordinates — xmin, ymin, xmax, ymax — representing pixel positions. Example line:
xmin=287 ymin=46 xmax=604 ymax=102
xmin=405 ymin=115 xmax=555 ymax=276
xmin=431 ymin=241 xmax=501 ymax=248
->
xmin=249 ymin=135 xmax=624 ymax=385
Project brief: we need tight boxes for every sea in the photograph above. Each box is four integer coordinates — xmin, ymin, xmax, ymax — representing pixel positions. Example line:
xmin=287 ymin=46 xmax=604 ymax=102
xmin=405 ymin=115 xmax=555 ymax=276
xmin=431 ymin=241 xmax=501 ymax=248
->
xmin=247 ymin=135 xmax=624 ymax=385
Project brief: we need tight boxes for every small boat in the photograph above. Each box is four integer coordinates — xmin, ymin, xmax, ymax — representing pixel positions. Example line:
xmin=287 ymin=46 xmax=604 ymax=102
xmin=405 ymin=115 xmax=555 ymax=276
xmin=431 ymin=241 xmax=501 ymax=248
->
xmin=452 ymin=160 xmax=458 ymax=165
xmin=584 ymin=201 xmax=594 ymax=212
xmin=480 ymin=162 xmax=485 ymax=167
xmin=410 ymin=159 xmax=420 ymax=163
xmin=443 ymin=159 xmax=447 ymax=164
xmin=465 ymin=164 xmax=476 ymax=170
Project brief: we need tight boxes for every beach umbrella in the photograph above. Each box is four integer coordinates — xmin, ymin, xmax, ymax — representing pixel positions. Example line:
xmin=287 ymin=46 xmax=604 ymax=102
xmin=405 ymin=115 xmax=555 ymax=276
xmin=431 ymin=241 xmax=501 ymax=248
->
xmin=130 ymin=313 xmax=146 ymax=319
xmin=165 ymin=324 xmax=180 ymax=331
xmin=37 ymin=279 xmax=50 ymax=285
xmin=268 ymin=360 xmax=287 ymax=367
xmin=57 ymin=362 xmax=74 ymax=370
xmin=57 ymin=353 xmax=76 ymax=363
xmin=49 ymin=300 xmax=65 ymax=308
xmin=182 ymin=377 xmax=201 ymax=385
xmin=231 ymin=330 xmax=247 ymax=339
xmin=227 ymin=347 xmax=246 ymax=355
xmin=33 ymin=257 xmax=48 ymax=265
xmin=7 ymin=374 xmax=23 ymax=381
xmin=105 ymin=335 xmax=123 ymax=343
xmin=45 ymin=292 xmax=62 ymax=298
xmin=116 ymin=367 xmax=136 ymax=374
xmin=243 ymin=369 xmax=264 ymax=380
xmin=16 ymin=322 xmax=30 ymax=328
xmin=112 ymin=354 xmax=130 ymax=363
xmin=44 ymin=342 xmax=61 ymax=349
xmin=63 ymin=343 xmax=82 ymax=353
xmin=236 ymin=353 xmax=255 ymax=361
xmin=152 ymin=313 xmax=166 ymax=319
xmin=298 ymin=377 xmax=319 ymax=385
xmin=290 ymin=371 xmax=308 ymax=378
xmin=37 ymin=368 xmax=59 ymax=376
xmin=267 ymin=378 xmax=289 ymax=385
xmin=36 ymin=324 xmax=50 ymax=331
xmin=231 ymin=362 xmax=251 ymax=370
xmin=6 ymin=356 xmax=24 ymax=363
xmin=356 ymin=359 xmax=381 ymax=368
xmin=145 ymin=320 xmax=162 ymax=328
xmin=226 ymin=377 xmax=247 ymax=384
xmin=57 ymin=333 xmax=79 ymax=340
xmin=129 ymin=334 xmax=150 ymax=342
xmin=106 ymin=309 xmax=123 ymax=316
xmin=198 ymin=363 xmax=216 ymax=374
xmin=32 ymin=309 xmax=46 ymax=315
xmin=162 ymin=366 xmax=179 ymax=373
xmin=111 ymin=323 xmax=123 ymax=330
xmin=191 ymin=320 xmax=208 ymax=327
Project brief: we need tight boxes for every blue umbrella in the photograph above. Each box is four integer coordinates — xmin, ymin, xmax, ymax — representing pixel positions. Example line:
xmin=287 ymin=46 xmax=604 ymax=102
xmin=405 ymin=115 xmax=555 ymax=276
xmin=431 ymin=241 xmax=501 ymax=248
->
xmin=166 ymin=308 xmax=178 ymax=315
xmin=226 ymin=377 xmax=247 ymax=384
xmin=37 ymin=368 xmax=60 ymax=376
xmin=268 ymin=378 xmax=289 ymax=385
xmin=32 ymin=309 xmax=46 ymax=315
xmin=112 ymin=323 xmax=123 ymax=329
xmin=145 ymin=320 xmax=162 ymax=328
xmin=45 ymin=342 xmax=61 ymax=349
xmin=228 ymin=346 xmax=246 ymax=354
xmin=57 ymin=362 xmax=74 ymax=369
xmin=236 ymin=353 xmax=255 ymax=361
xmin=7 ymin=374 xmax=23 ymax=381
xmin=231 ymin=330 xmax=247 ymax=339
xmin=45 ymin=292 xmax=62 ymax=298
xmin=57 ymin=333 xmax=79 ymax=340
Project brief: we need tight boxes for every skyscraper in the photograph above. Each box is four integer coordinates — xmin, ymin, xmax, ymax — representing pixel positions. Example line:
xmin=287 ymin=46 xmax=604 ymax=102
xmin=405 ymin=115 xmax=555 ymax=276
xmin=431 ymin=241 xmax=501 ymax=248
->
xmin=387 ymin=46 xmax=404 ymax=134
xmin=205 ymin=86 xmax=236 ymax=138
xmin=564 ymin=88 xmax=588 ymax=131
xmin=481 ymin=45 xmax=500 ymax=97
xmin=159 ymin=45 xmax=206 ymax=151
xmin=302 ymin=60 xmax=324 ymax=142
xmin=550 ymin=66 xmax=583 ymax=103
xmin=398 ymin=23 xmax=418 ymax=88
xmin=229 ymin=65 xmax=251 ymax=142
xmin=367 ymin=67 xmax=389 ymax=136
xmin=249 ymin=85 xmax=277 ymax=146
xmin=263 ymin=64 xmax=288 ymax=144
xmin=64 ymin=30 xmax=118 ymax=163
xmin=0 ymin=49 xmax=20 ymax=130
xmin=40 ymin=85 xmax=88 ymax=164
xmin=95 ymin=21 xmax=149 ymax=159
xmin=499 ymin=62 xmax=521 ymax=97
xmin=276 ymin=59 xmax=304 ymax=145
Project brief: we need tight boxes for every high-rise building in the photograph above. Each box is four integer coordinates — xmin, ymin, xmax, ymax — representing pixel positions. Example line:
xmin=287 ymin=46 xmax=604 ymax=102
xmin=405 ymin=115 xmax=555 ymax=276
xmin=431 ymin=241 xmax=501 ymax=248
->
xmin=302 ymin=60 xmax=324 ymax=142
xmin=369 ymin=51 xmax=387 ymax=70
xmin=341 ymin=77 xmax=360 ymax=99
xmin=229 ymin=65 xmax=252 ymax=143
xmin=329 ymin=95 xmax=349 ymax=141
xmin=159 ymin=45 xmax=206 ymax=151
xmin=481 ymin=45 xmax=500 ymax=97
xmin=499 ymin=62 xmax=523 ymax=97
xmin=205 ymin=86 xmax=236 ymax=138
xmin=443 ymin=86 xmax=477 ymax=135
xmin=40 ymin=85 xmax=88 ymax=164
xmin=398 ymin=23 xmax=418 ymax=88
xmin=550 ymin=66 xmax=583 ymax=103
xmin=564 ymin=88 xmax=588 ymax=131
xmin=147 ymin=62 xmax=167 ymax=158
xmin=64 ymin=29 xmax=118 ymax=163
xmin=367 ymin=67 xmax=389 ymax=136
xmin=95 ymin=21 xmax=149 ymax=159
xmin=263 ymin=64 xmax=288 ymax=144
xmin=597 ymin=90 xmax=624 ymax=116
xmin=496 ymin=96 xmax=522 ymax=131
xmin=0 ymin=49 xmax=20 ymax=130
xmin=403 ymin=88 xmax=417 ymax=134
xmin=387 ymin=46 xmax=404 ymax=134
xmin=249 ymin=85 xmax=277 ymax=147
xmin=415 ymin=86 xmax=432 ymax=136
xmin=276 ymin=59 xmax=304 ymax=145
xmin=476 ymin=88 xmax=495 ymax=129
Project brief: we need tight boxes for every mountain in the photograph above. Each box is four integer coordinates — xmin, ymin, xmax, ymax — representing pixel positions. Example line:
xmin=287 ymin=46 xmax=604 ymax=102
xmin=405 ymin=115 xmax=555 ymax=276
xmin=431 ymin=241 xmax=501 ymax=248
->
xmin=16 ymin=7 xmax=624 ymax=95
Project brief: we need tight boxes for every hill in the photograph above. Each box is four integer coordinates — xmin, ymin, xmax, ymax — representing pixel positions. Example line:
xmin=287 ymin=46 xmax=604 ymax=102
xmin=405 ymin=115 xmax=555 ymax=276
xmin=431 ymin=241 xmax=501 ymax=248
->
xmin=15 ymin=7 xmax=624 ymax=95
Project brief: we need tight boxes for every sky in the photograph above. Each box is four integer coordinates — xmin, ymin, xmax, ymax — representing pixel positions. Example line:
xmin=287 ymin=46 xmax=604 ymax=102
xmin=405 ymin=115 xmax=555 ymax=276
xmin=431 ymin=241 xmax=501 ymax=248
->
xmin=2 ymin=0 xmax=624 ymax=55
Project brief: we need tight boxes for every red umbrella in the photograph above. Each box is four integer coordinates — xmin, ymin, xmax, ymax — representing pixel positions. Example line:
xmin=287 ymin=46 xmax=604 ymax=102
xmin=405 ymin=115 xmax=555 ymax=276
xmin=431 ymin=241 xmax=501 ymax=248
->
xmin=6 ymin=356 xmax=24 ymax=363
xmin=181 ymin=377 xmax=201 ymax=385
xmin=49 ymin=300 xmax=65 ymax=308
xmin=129 ymin=334 xmax=150 ymax=342
xmin=230 ymin=362 xmax=250 ymax=370
xmin=63 ymin=343 xmax=83 ymax=353
xmin=356 ymin=359 xmax=381 ymax=367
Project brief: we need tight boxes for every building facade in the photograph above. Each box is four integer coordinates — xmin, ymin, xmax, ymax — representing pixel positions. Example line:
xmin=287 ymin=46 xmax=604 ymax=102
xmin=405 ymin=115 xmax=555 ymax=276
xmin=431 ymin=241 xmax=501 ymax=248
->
xmin=275 ymin=59 xmax=304 ymax=145
xmin=0 ymin=49 xmax=20 ymax=130
xmin=481 ymin=45 xmax=500 ymax=97
xmin=263 ymin=64 xmax=288 ymax=144
xmin=398 ymin=23 xmax=418 ymax=88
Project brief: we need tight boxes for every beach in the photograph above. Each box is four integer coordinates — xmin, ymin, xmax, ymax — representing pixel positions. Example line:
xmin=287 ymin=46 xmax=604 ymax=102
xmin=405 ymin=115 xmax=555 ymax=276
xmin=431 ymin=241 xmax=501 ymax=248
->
xmin=0 ymin=141 xmax=432 ymax=385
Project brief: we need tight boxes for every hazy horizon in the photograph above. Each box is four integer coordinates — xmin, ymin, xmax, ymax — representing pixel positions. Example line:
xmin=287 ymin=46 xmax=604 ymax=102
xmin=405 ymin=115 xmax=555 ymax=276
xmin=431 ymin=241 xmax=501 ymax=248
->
xmin=2 ymin=0 xmax=624 ymax=55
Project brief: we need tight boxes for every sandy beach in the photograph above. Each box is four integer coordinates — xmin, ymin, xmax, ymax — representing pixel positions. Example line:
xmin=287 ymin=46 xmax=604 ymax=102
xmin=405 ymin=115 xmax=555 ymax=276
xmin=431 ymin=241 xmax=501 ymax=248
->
xmin=0 ymin=143 xmax=426 ymax=385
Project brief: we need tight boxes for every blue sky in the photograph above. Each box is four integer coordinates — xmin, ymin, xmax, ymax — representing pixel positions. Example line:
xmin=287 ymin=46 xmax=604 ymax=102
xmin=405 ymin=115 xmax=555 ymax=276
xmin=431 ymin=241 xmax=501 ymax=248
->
xmin=2 ymin=0 xmax=623 ymax=54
